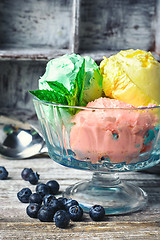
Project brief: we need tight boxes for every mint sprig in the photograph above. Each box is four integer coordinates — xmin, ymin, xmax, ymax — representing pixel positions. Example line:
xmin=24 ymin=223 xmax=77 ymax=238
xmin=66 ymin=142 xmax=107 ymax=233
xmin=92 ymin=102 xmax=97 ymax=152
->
xmin=30 ymin=59 xmax=85 ymax=115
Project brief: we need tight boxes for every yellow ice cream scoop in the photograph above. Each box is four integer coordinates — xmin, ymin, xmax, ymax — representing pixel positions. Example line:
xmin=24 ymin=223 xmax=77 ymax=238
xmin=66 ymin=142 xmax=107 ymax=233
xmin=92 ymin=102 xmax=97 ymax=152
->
xmin=100 ymin=49 xmax=160 ymax=107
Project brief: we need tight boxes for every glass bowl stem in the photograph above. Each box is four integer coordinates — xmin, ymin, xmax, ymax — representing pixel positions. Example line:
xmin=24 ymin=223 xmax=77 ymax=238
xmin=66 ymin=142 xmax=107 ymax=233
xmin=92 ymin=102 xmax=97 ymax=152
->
xmin=64 ymin=172 xmax=148 ymax=215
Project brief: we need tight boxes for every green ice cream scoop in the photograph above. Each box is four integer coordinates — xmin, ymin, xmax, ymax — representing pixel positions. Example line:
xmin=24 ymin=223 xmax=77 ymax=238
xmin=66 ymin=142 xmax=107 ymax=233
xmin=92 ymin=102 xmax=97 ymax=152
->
xmin=39 ymin=53 xmax=103 ymax=105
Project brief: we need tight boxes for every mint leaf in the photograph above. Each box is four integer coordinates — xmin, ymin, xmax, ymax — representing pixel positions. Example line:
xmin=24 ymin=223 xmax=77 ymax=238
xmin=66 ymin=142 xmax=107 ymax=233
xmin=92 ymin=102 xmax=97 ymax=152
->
xmin=29 ymin=90 xmax=68 ymax=105
xmin=47 ymin=81 xmax=70 ymax=96
xmin=75 ymin=59 xmax=85 ymax=106
xmin=46 ymin=81 xmax=72 ymax=106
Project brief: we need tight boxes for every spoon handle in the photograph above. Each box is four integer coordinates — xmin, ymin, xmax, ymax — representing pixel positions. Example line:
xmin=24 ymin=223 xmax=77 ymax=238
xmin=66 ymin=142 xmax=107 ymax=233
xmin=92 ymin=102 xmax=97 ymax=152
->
xmin=39 ymin=141 xmax=48 ymax=154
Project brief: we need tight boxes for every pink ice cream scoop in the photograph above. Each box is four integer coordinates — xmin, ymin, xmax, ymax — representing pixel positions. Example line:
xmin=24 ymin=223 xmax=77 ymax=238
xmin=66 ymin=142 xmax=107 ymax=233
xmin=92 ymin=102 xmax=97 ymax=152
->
xmin=70 ymin=97 xmax=156 ymax=164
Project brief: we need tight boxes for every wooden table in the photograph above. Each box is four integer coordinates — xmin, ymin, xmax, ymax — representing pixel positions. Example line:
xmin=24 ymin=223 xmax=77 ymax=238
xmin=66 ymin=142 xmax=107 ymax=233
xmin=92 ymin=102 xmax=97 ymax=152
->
xmin=0 ymin=156 xmax=160 ymax=240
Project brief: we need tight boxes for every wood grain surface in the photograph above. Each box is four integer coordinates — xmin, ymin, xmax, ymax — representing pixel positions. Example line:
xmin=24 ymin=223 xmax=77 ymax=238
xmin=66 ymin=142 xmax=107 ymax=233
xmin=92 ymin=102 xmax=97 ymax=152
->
xmin=0 ymin=157 xmax=160 ymax=240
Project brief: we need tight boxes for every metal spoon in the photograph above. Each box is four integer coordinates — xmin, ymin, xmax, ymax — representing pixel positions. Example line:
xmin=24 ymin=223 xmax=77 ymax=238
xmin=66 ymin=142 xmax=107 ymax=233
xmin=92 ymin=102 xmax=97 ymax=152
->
xmin=0 ymin=116 xmax=48 ymax=159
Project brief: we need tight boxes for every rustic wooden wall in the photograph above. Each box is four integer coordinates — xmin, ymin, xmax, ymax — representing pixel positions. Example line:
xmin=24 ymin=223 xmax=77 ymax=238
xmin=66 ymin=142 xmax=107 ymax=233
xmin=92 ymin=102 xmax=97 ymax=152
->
xmin=0 ymin=0 xmax=73 ymax=49
xmin=79 ymin=0 xmax=156 ymax=52
xmin=155 ymin=0 xmax=160 ymax=54
xmin=0 ymin=0 xmax=160 ymax=112
xmin=0 ymin=60 xmax=46 ymax=112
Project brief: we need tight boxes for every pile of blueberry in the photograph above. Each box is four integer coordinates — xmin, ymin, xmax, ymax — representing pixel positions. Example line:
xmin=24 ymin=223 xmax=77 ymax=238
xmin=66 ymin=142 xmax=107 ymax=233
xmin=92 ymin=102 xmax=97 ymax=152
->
xmin=17 ymin=168 xmax=105 ymax=228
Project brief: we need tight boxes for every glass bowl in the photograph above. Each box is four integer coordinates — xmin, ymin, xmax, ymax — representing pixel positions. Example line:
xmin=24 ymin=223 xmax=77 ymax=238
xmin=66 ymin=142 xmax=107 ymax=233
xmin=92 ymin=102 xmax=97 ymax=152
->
xmin=33 ymin=97 xmax=160 ymax=215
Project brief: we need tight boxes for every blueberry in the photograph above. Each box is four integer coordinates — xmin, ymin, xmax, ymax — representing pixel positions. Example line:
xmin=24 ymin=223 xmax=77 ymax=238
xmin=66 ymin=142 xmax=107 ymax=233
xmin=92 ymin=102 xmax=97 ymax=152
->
xmin=49 ymin=199 xmax=62 ymax=212
xmin=43 ymin=194 xmax=56 ymax=206
xmin=37 ymin=205 xmax=54 ymax=222
xmin=0 ymin=166 xmax=8 ymax=180
xmin=64 ymin=199 xmax=79 ymax=211
xmin=58 ymin=197 xmax=68 ymax=204
xmin=89 ymin=205 xmax=105 ymax=221
xmin=68 ymin=205 xmax=83 ymax=221
xmin=46 ymin=180 xmax=60 ymax=195
xmin=17 ymin=188 xmax=32 ymax=203
xmin=36 ymin=183 xmax=50 ymax=198
xmin=67 ymin=149 xmax=76 ymax=156
xmin=21 ymin=168 xmax=33 ymax=181
xmin=29 ymin=193 xmax=42 ymax=205
xmin=144 ymin=129 xmax=155 ymax=145
xmin=28 ymin=172 xmax=39 ymax=185
xmin=57 ymin=197 xmax=68 ymax=209
xmin=26 ymin=203 xmax=41 ymax=218
xmin=44 ymin=196 xmax=62 ymax=214
xmin=112 ymin=131 xmax=119 ymax=140
xmin=54 ymin=210 xmax=70 ymax=228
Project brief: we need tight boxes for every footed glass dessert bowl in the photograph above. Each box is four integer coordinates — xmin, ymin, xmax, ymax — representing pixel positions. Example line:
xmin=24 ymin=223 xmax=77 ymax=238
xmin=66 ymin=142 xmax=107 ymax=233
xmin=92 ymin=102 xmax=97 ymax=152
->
xmin=33 ymin=97 xmax=160 ymax=215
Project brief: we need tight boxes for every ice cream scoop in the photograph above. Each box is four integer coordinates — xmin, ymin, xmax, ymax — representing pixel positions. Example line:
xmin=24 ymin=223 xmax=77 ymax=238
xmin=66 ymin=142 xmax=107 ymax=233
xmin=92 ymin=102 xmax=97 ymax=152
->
xmin=100 ymin=49 xmax=160 ymax=107
xmin=70 ymin=97 xmax=157 ymax=164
